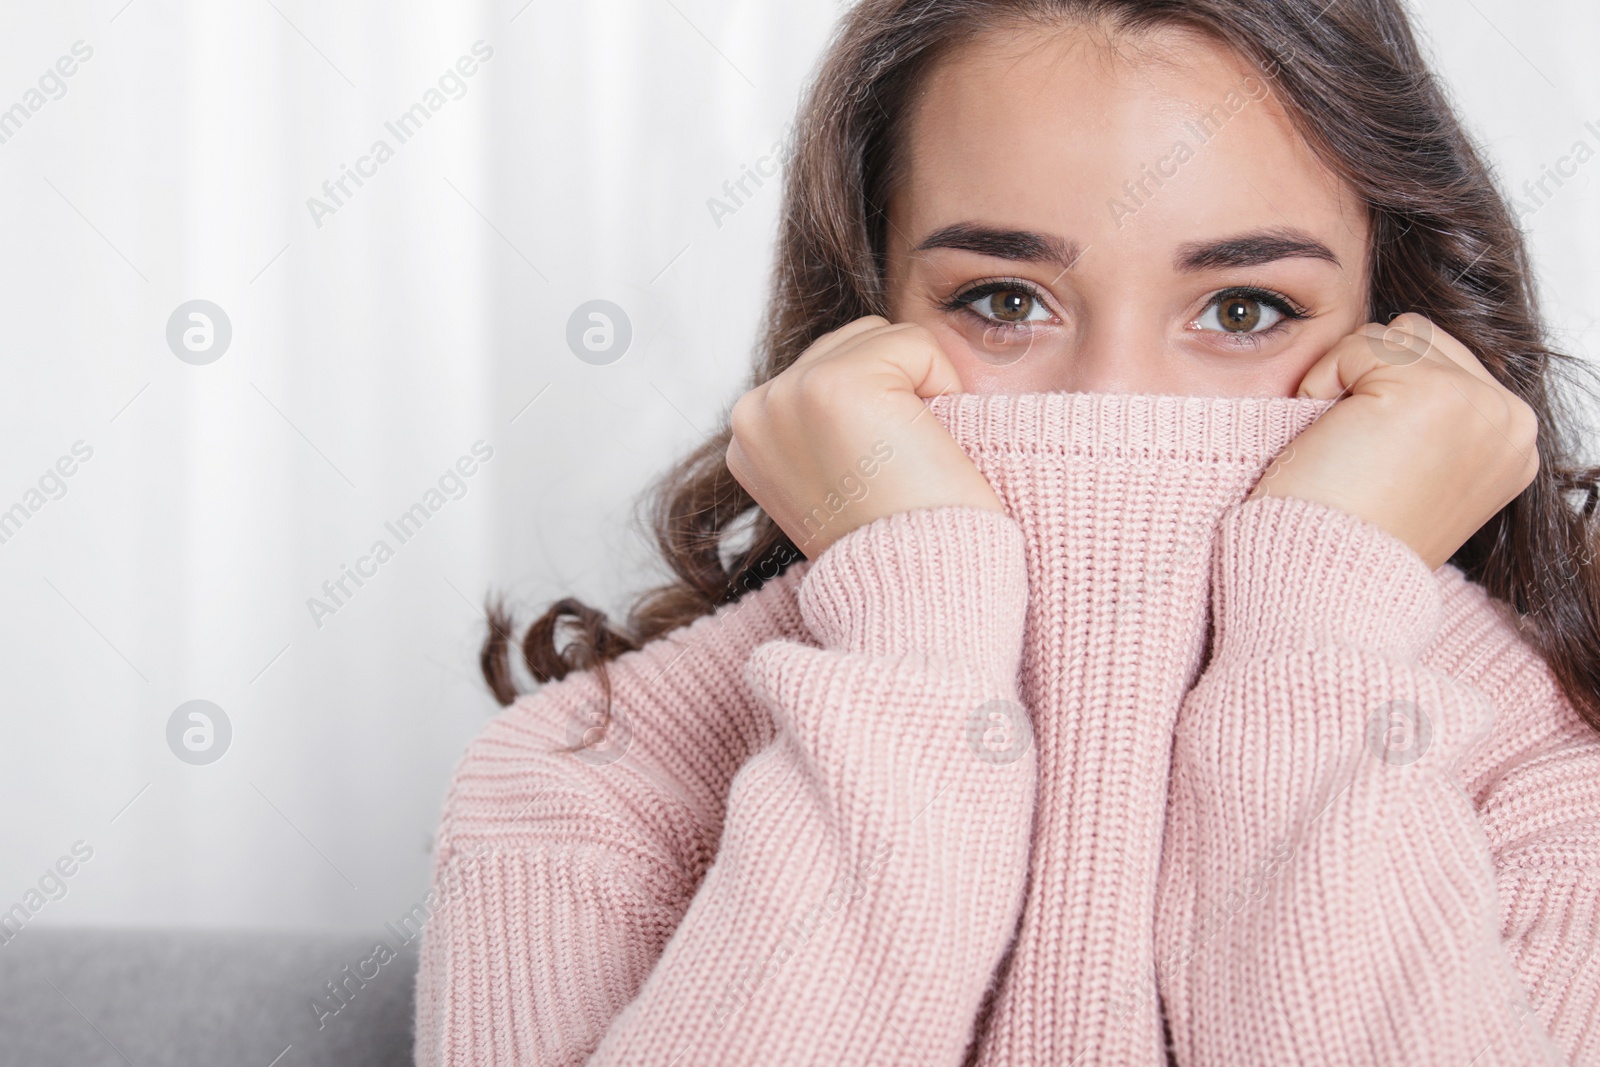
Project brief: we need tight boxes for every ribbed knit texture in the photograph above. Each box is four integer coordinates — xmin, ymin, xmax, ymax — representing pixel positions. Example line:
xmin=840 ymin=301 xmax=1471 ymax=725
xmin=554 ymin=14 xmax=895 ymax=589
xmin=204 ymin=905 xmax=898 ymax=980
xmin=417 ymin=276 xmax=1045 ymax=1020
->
xmin=413 ymin=391 xmax=1600 ymax=1066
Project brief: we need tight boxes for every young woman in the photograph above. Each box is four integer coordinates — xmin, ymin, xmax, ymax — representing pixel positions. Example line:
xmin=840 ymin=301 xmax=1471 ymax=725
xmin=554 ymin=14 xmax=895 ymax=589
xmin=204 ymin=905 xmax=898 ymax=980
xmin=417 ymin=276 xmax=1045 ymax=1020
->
xmin=415 ymin=1 xmax=1600 ymax=1063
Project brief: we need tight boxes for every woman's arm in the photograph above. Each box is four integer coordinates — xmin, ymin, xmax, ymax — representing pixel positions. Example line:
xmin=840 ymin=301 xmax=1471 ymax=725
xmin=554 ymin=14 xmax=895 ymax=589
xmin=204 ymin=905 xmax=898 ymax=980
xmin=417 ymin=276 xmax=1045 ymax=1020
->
xmin=416 ymin=504 xmax=1039 ymax=1066
xmin=1155 ymin=492 xmax=1600 ymax=1066
xmin=412 ymin=550 xmax=816 ymax=1066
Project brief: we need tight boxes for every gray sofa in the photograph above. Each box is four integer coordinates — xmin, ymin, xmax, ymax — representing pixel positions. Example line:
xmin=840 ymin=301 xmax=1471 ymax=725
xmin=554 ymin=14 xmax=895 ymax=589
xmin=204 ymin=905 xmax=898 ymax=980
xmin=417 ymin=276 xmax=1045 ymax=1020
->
xmin=0 ymin=928 xmax=418 ymax=1066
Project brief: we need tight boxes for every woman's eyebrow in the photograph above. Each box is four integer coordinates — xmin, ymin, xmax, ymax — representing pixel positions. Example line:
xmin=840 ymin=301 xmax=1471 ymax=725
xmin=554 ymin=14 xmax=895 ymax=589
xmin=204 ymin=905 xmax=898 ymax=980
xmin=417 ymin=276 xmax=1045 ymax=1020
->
xmin=1174 ymin=228 xmax=1342 ymax=272
xmin=912 ymin=222 xmax=1085 ymax=272
xmin=912 ymin=222 xmax=1340 ymax=275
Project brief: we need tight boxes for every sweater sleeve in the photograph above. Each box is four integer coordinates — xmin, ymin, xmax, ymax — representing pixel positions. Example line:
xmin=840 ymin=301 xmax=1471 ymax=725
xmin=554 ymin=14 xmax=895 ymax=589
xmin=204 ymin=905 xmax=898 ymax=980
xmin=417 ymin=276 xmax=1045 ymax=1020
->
xmin=1155 ymin=492 xmax=1600 ymax=1066
xmin=584 ymin=504 xmax=1037 ymax=1064
xmin=415 ymin=504 xmax=1039 ymax=1066
xmin=413 ymin=551 xmax=817 ymax=1067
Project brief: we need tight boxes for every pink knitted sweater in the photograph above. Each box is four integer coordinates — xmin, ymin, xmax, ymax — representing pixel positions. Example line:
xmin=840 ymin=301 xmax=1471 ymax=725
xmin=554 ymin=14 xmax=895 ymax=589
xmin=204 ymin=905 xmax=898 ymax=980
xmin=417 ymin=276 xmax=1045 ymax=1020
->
xmin=413 ymin=390 xmax=1600 ymax=1065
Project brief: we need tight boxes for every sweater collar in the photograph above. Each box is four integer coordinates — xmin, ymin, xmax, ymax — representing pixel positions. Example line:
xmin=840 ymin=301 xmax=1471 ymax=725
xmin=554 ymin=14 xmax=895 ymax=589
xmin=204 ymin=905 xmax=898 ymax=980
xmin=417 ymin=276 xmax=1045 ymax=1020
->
xmin=921 ymin=390 xmax=1337 ymax=577
xmin=920 ymin=387 xmax=1336 ymax=689
xmin=922 ymin=389 xmax=1335 ymax=473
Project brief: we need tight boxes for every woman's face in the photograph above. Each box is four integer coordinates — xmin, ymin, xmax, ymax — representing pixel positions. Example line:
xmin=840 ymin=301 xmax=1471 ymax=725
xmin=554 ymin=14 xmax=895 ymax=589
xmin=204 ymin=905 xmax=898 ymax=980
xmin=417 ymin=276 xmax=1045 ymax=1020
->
xmin=883 ymin=23 xmax=1372 ymax=398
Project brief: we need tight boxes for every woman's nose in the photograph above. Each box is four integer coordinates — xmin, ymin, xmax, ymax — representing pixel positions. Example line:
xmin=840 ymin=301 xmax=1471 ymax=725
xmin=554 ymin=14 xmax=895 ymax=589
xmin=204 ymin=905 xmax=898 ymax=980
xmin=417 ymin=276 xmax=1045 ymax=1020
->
xmin=1047 ymin=323 xmax=1170 ymax=395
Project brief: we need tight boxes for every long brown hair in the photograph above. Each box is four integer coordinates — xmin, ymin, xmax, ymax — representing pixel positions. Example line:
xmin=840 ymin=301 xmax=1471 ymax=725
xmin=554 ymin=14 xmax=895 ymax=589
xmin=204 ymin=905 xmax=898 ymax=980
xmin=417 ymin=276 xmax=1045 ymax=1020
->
xmin=483 ymin=0 xmax=1600 ymax=737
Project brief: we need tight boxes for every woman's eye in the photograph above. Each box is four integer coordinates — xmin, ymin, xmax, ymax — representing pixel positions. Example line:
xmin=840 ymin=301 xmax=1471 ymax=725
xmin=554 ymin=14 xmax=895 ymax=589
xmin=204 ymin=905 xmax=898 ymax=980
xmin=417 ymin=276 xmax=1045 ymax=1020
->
xmin=1194 ymin=292 xmax=1286 ymax=335
xmin=954 ymin=285 xmax=1053 ymax=326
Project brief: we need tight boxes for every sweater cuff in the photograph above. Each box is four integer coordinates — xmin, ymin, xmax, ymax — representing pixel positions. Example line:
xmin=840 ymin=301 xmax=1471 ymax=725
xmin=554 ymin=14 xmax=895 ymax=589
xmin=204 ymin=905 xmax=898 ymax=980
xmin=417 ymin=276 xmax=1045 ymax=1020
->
xmin=1211 ymin=493 xmax=1444 ymax=663
xmin=796 ymin=504 xmax=1029 ymax=677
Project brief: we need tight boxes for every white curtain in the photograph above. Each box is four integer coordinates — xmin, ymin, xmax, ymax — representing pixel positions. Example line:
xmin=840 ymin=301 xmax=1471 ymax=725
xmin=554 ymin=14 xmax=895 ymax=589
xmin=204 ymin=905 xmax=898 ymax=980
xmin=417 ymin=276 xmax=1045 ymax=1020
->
xmin=0 ymin=0 xmax=1594 ymax=932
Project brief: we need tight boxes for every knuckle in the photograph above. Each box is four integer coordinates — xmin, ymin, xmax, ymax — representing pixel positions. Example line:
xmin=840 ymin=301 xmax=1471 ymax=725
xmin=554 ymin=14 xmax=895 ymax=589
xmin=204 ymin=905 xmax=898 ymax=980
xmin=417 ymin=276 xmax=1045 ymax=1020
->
xmin=1391 ymin=311 xmax=1432 ymax=335
xmin=728 ymin=389 xmax=761 ymax=440
xmin=892 ymin=319 xmax=940 ymax=349
xmin=1512 ymin=398 xmax=1540 ymax=446
xmin=1486 ymin=388 xmax=1530 ymax=436
xmin=723 ymin=435 xmax=752 ymax=487
xmin=1514 ymin=408 xmax=1543 ymax=473
xmin=891 ymin=317 xmax=930 ymax=338
xmin=725 ymin=455 xmax=752 ymax=495
xmin=817 ymin=314 xmax=889 ymax=347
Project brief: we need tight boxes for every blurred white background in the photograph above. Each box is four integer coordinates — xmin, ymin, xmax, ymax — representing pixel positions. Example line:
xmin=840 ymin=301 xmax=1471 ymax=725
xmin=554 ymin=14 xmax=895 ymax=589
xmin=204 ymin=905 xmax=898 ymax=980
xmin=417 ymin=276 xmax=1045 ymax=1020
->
xmin=0 ymin=0 xmax=1594 ymax=935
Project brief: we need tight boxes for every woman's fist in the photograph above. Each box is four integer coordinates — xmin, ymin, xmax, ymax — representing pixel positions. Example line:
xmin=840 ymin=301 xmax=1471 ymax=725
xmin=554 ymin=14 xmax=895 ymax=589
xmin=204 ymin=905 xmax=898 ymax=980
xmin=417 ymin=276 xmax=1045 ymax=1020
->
xmin=1253 ymin=313 xmax=1540 ymax=570
xmin=726 ymin=316 xmax=1005 ymax=558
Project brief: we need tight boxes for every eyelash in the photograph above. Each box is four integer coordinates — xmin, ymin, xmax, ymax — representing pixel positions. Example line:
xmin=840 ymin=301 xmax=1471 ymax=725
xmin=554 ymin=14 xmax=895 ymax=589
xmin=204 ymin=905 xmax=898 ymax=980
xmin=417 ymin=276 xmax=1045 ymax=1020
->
xmin=938 ymin=278 xmax=1312 ymax=347
xmin=937 ymin=278 xmax=1051 ymax=333
xmin=1197 ymin=285 xmax=1312 ymax=348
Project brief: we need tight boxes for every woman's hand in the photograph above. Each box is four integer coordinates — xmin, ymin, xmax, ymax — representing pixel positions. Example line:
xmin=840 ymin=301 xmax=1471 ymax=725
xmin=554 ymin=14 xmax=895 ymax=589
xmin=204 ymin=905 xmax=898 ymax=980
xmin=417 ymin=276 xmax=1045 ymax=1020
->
xmin=1251 ymin=313 xmax=1541 ymax=570
xmin=725 ymin=315 xmax=1005 ymax=558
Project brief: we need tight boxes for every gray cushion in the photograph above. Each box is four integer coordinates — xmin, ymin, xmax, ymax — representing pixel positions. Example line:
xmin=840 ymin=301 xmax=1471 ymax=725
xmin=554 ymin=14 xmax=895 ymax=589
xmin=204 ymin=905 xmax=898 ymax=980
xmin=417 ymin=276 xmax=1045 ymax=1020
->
xmin=0 ymin=927 xmax=418 ymax=1067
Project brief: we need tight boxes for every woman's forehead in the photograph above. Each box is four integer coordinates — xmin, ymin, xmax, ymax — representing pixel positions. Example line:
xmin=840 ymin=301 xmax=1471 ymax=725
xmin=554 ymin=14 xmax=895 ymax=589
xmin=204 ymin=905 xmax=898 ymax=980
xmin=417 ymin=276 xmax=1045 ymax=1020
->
xmin=890 ymin=23 xmax=1367 ymax=266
